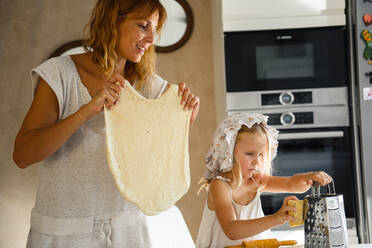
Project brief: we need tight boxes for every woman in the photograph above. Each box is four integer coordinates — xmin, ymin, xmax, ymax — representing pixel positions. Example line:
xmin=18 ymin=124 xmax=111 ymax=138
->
xmin=13 ymin=0 xmax=199 ymax=247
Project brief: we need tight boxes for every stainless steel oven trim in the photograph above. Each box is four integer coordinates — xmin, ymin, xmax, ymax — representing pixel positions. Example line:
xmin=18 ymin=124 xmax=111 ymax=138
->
xmin=227 ymin=105 xmax=350 ymax=129
xmin=278 ymin=131 xmax=344 ymax=140
xmin=226 ymin=87 xmax=348 ymax=110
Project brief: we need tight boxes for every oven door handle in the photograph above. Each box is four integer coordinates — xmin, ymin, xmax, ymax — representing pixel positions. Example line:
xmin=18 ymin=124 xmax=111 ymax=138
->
xmin=278 ymin=131 xmax=344 ymax=140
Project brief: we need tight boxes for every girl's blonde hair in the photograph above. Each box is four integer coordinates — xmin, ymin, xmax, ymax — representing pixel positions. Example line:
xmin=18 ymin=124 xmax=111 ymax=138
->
xmin=84 ymin=0 xmax=167 ymax=89
xmin=198 ymin=123 xmax=272 ymax=193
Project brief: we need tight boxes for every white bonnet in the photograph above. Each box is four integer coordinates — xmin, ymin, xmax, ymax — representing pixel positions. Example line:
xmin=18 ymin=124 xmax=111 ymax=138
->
xmin=204 ymin=113 xmax=279 ymax=181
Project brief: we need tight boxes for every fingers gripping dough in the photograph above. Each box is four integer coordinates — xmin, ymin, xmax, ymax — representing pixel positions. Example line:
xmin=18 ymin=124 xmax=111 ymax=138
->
xmin=104 ymin=82 xmax=191 ymax=215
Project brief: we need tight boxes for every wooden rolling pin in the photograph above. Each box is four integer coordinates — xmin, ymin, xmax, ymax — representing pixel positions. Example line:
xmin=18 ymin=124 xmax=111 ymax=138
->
xmin=225 ymin=238 xmax=297 ymax=248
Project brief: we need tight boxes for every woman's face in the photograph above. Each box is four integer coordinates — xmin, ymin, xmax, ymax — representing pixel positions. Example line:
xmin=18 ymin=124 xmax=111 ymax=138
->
xmin=234 ymin=132 xmax=268 ymax=179
xmin=117 ymin=10 xmax=159 ymax=63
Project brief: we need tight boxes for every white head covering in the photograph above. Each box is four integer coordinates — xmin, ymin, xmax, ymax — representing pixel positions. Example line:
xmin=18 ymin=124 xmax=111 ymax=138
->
xmin=204 ymin=113 xmax=279 ymax=181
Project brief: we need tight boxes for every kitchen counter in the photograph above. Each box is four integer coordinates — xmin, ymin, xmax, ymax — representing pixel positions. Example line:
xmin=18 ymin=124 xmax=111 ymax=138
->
xmin=350 ymin=245 xmax=372 ymax=248
xmin=272 ymin=225 xmax=369 ymax=247
xmin=292 ymin=245 xmax=372 ymax=248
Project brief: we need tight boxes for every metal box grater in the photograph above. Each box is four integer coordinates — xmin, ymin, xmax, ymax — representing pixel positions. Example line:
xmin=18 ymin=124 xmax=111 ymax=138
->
xmin=304 ymin=183 xmax=349 ymax=248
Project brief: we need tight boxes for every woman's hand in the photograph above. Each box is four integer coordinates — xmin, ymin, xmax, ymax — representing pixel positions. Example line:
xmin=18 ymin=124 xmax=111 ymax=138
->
xmin=272 ymin=196 xmax=298 ymax=225
xmin=86 ymin=73 xmax=126 ymax=116
xmin=303 ymin=171 xmax=333 ymax=186
xmin=178 ymin=82 xmax=200 ymax=127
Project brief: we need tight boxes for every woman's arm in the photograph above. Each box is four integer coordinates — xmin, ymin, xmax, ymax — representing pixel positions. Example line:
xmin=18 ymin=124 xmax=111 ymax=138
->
xmin=13 ymin=75 xmax=124 ymax=168
xmin=209 ymin=180 xmax=295 ymax=240
xmin=14 ymin=79 xmax=91 ymax=168
xmin=262 ymin=172 xmax=333 ymax=193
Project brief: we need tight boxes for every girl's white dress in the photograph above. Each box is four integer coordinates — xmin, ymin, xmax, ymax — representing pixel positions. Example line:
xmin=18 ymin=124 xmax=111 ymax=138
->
xmin=196 ymin=179 xmax=271 ymax=248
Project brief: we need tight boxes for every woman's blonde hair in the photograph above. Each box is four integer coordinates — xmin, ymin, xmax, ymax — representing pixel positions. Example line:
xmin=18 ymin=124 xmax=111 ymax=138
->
xmin=84 ymin=0 xmax=166 ymax=88
xmin=198 ymin=123 xmax=272 ymax=193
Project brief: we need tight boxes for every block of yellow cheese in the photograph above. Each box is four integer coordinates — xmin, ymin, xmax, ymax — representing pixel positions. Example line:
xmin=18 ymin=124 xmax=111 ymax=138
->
xmin=288 ymin=200 xmax=304 ymax=227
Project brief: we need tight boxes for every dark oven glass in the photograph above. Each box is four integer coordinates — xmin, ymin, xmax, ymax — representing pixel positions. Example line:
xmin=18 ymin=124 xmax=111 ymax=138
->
xmin=224 ymin=26 xmax=347 ymax=92
xmin=261 ymin=127 xmax=356 ymax=219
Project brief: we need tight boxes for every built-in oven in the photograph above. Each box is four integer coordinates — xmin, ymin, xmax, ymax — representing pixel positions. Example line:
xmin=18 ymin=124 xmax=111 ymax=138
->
xmin=224 ymin=24 xmax=357 ymax=228
xmin=224 ymin=26 xmax=347 ymax=92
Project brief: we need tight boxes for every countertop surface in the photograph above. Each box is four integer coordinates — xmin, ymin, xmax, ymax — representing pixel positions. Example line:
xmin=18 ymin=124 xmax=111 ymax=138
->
xmin=349 ymin=245 xmax=372 ymax=248
xmin=292 ymin=245 xmax=372 ymax=248
xmin=271 ymin=227 xmax=371 ymax=247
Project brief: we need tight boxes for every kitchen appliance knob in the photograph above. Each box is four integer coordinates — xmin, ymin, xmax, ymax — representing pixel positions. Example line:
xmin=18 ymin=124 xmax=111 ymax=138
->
xmin=279 ymin=92 xmax=294 ymax=105
xmin=280 ymin=112 xmax=295 ymax=126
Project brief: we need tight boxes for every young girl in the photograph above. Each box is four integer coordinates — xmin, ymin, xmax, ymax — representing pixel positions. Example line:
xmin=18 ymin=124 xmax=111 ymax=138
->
xmin=196 ymin=113 xmax=332 ymax=248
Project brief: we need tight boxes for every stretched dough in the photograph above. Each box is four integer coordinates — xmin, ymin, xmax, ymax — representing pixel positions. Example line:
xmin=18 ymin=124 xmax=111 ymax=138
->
xmin=104 ymin=81 xmax=191 ymax=215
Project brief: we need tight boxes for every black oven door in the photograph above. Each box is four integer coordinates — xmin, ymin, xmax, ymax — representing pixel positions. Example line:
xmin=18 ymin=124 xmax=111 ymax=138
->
xmin=224 ymin=26 xmax=347 ymax=92
xmin=261 ymin=127 xmax=356 ymax=219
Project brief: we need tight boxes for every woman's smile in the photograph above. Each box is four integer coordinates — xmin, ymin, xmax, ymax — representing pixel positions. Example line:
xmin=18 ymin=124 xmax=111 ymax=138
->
xmin=136 ymin=44 xmax=146 ymax=55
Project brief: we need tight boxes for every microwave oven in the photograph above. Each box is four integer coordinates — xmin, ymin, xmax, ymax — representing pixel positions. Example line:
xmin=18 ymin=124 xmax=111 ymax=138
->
xmin=224 ymin=26 xmax=347 ymax=92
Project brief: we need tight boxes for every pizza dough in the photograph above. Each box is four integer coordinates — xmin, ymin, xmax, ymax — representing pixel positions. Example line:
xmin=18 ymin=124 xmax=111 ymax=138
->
xmin=104 ymin=81 xmax=191 ymax=215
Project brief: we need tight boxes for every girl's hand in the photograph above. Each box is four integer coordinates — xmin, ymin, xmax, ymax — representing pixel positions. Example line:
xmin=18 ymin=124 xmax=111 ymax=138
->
xmin=178 ymin=82 xmax=200 ymax=127
xmin=273 ymin=196 xmax=298 ymax=225
xmin=86 ymin=73 xmax=126 ymax=116
xmin=304 ymin=171 xmax=333 ymax=186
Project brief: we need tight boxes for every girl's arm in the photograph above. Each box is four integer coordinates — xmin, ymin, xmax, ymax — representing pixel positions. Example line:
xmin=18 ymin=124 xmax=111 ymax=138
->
xmin=13 ymin=76 xmax=124 ymax=168
xmin=262 ymin=171 xmax=333 ymax=193
xmin=209 ymin=179 xmax=296 ymax=240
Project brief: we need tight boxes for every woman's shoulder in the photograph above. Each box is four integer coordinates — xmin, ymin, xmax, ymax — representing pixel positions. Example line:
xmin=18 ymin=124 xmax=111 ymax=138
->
xmin=34 ymin=55 xmax=75 ymax=73
xmin=44 ymin=55 xmax=73 ymax=65
xmin=32 ymin=55 xmax=78 ymax=87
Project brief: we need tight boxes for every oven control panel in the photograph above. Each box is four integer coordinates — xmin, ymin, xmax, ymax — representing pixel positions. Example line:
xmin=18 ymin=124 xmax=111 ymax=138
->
xmin=261 ymin=91 xmax=313 ymax=106
xmin=267 ymin=112 xmax=314 ymax=126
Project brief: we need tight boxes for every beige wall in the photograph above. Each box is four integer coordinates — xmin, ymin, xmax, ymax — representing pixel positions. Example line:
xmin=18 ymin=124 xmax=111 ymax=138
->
xmin=157 ymin=0 xmax=216 ymax=241
xmin=0 ymin=0 xmax=216 ymax=246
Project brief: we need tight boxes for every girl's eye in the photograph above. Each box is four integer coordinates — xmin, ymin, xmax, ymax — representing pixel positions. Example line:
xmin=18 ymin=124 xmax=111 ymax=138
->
xmin=245 ymin=153 xmax=253 ymax=156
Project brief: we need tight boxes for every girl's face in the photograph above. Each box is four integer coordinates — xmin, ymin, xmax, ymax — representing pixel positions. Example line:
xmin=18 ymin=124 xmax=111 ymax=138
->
xmin=234 ymin=132 xmax=268 ymax=179
xmin=116 ymin=10 xmax=159 ymax=63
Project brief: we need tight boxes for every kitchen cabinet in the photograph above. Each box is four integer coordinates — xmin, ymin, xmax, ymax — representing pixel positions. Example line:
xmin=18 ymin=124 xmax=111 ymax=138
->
xmin=222 ymin=0 xmax=345 ymax=31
